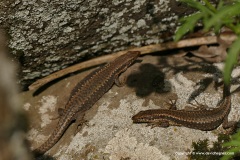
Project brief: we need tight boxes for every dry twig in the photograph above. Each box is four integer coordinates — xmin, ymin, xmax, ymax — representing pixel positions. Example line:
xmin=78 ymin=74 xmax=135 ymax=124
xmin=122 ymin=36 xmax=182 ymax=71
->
xmin=28 ymin=33 xmax=236 ymax=90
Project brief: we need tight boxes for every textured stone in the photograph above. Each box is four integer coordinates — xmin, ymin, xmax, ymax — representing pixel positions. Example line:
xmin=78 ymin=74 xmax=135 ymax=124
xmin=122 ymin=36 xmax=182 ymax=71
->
xmin=23 ymin=54 xmax=240 ymax=159
xmin=0 ymin=0 xmax=205 ymax=89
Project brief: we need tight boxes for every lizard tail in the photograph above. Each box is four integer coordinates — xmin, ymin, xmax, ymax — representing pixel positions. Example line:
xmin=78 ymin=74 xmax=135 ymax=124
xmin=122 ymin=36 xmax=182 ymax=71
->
xmin=33 ymin=113 xmax=73 ymax=157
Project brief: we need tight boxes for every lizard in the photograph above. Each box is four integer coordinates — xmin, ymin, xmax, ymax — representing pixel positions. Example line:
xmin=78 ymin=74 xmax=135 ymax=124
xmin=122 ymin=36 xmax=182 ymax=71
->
xmin=132 ymin=83 xmax=236 ymax=131
xmin=33 ymin=51 xmax=140 ymax=155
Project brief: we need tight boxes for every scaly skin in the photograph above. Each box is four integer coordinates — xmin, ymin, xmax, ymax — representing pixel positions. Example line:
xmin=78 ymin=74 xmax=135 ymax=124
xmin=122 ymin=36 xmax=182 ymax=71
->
xmin=132 ymin=83 xmax=236 ymax=131
xmin=33 ymin=51 xmax=140 ymax=155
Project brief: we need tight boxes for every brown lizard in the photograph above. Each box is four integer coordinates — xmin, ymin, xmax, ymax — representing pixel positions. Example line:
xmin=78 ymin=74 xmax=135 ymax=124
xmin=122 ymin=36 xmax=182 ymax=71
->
xmin=33 ymin=51 xmax=140 ymax=155
xmin=132 ymin=83 xmax=236 ymax=131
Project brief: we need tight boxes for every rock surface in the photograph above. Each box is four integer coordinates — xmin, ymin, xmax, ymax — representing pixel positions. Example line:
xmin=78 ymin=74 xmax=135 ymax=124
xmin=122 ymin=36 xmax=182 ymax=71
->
xmin=22 ymin=53 xmax=240 ymax=160
xmin=0 ymin=0 xmax=196 ymax=89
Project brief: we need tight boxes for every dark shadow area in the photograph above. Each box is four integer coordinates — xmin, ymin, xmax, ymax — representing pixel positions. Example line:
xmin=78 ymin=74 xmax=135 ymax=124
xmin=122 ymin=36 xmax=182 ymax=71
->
xmin=127 ymin=63 xmax=167 ymax=97
xmin=126 ymin=48 xmax=240 ymax=104
xmin=120 ymin=48 xmax=234 ymax=103
xmin=155 ymin=50 xmax=230 ymax=102
xmin=34 ymin=153 xmax=56 ymax=160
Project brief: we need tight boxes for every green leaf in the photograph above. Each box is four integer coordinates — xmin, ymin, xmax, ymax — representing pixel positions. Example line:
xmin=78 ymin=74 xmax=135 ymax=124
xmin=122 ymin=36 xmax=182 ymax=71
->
xmin=222 ymin=130 xmax=240 ymax=160
xmin=180 ymin=0 xmax=214 ymax=15
xmin=223 ymin=140 xmax=240 ymax=147
xmin=232 ymin=23 xmax=240 ymax=35
xmin=174 ymin=13 xmax=203 ymax=41
xmin=221 ymin=147 xmax=237 ymax=160
xmin=205 ymin=3 xmax=240 ymax=30
xmin=224 ymin=36 xmax=240 ymax=84
xmin=202 ymin=0 xmax=216 ymax=12
xmin=231 ymin=130 xmax=240 ymax=138
xmin=217 ymin=0 xmax=224 ymax=10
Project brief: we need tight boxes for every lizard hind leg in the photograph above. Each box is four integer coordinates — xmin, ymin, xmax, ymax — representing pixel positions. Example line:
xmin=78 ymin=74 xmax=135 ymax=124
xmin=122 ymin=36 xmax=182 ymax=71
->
xmin=58 ymin=108 xmax=65 ymax=116
xmin=188 ymin=99 xmax=208 ymax=110
xmin=72 ymin=113 xmax=88 ymax=135
xmin=50 ymin=108 xmax=65 ymax=120
xmin=222 ymin=117 xmax=237 ymax=134
xmin=114 ymin=74 xmax=126 ymax=87
xmin=165 ymin=99 xmax=177 ymax=110
xmin=182 ymin=99 xmax=208 ymax=111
